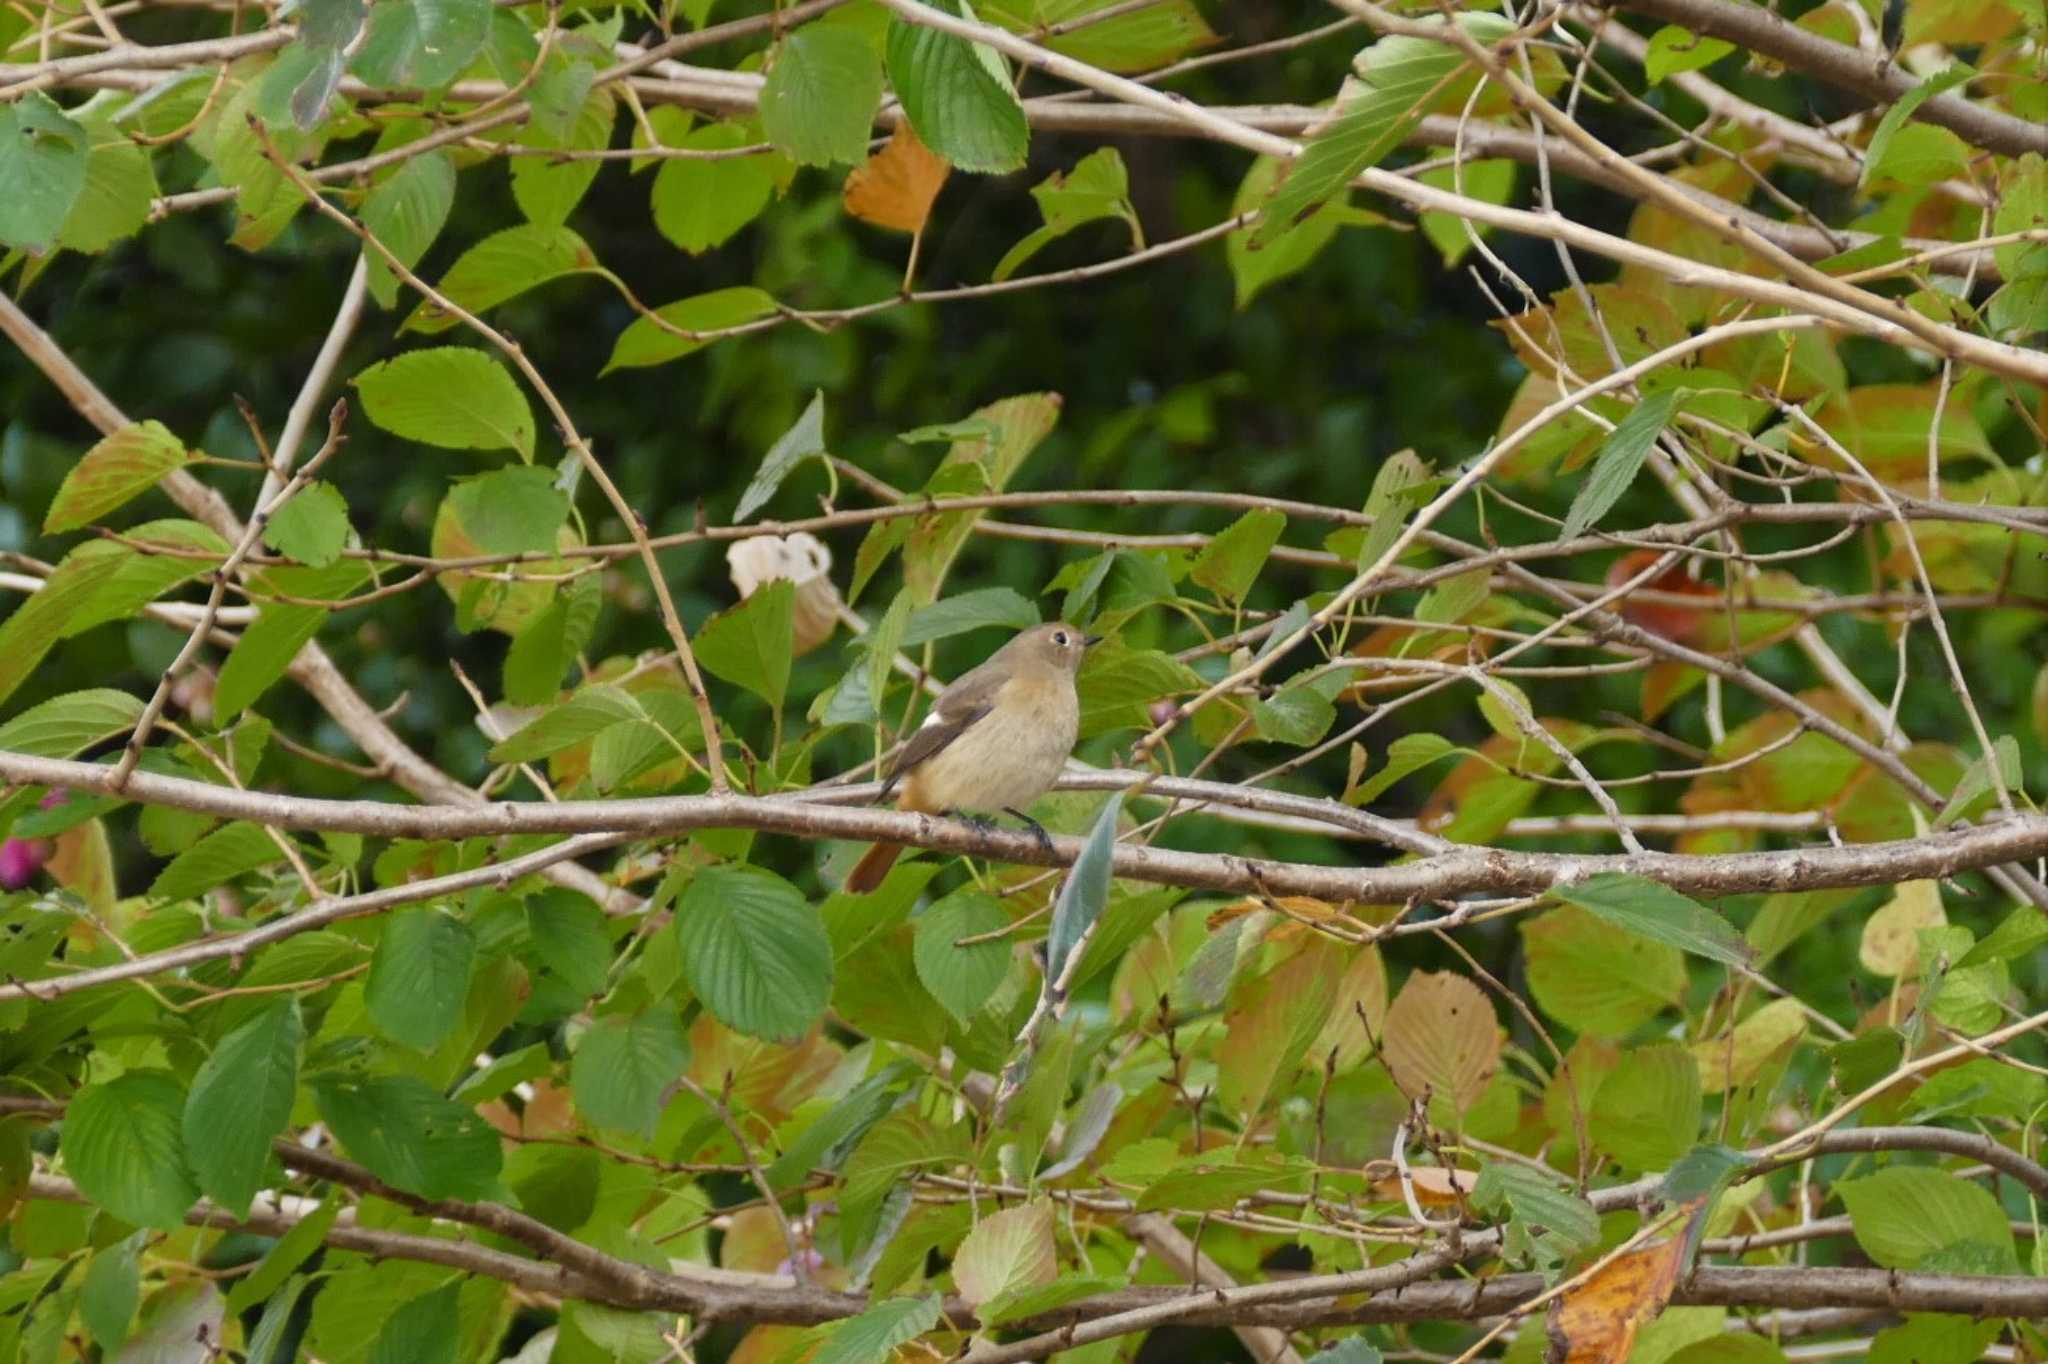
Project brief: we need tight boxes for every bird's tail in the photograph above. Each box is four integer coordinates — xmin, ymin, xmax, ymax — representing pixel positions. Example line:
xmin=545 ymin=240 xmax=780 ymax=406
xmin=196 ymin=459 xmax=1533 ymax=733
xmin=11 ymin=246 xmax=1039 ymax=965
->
xmin=846 ymin=842 xmax=904 ymax=895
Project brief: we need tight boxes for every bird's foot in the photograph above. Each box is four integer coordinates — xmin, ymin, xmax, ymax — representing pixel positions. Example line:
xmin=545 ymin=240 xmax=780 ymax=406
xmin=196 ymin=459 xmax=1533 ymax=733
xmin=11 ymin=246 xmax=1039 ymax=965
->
xmin=949 ymin=810 xmax=1000 ymax=835
xmin=1004 ymin=808 xmax=1057 ymax=855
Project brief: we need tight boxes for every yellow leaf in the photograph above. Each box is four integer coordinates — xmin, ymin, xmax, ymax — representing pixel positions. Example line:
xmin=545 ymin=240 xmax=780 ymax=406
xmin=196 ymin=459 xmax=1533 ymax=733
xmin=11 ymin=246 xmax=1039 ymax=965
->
xmin=1859 ymin=880 xmax=1944 ymax=977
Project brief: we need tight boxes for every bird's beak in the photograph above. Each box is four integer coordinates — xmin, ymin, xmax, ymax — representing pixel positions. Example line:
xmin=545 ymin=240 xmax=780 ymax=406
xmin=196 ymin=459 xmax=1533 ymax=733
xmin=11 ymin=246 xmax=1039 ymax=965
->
xmin=1083 ymin=634 xmax=1104 ymax=647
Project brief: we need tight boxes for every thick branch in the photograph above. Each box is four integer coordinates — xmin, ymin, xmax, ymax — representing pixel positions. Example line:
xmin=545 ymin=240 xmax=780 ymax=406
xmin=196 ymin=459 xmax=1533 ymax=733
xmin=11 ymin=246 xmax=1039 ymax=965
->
xmin=1600 ymin=0 xmax=2048 ymax=158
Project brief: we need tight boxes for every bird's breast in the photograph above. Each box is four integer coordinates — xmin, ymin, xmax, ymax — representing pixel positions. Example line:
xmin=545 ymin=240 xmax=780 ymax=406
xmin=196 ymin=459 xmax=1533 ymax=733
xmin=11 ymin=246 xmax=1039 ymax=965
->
xmin=901 ymin=674 xmax=1078 ymax=814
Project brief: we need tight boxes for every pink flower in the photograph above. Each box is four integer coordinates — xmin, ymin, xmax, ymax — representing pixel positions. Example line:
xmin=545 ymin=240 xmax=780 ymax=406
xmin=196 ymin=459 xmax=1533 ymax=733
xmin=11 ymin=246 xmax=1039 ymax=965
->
xmin=0 ymin=837 xmax=49 ymax=890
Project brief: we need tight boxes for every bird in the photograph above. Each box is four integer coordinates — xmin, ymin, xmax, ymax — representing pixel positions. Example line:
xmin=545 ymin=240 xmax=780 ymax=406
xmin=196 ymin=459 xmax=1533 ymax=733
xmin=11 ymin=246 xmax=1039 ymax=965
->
xmin=844 ymin=622 xmax=1097 ymax=894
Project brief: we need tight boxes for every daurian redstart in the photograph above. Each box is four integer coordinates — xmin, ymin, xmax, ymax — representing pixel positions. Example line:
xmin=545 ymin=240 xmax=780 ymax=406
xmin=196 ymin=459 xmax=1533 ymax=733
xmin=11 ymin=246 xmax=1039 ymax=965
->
xmin=845 ymin=622 xmax=1097 ymax=893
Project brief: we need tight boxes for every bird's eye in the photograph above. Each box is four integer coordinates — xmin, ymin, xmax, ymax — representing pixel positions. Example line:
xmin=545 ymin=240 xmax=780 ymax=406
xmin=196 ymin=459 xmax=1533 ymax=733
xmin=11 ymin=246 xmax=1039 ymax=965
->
xmin=1053 ymin=630 xmax=1069 ymax=646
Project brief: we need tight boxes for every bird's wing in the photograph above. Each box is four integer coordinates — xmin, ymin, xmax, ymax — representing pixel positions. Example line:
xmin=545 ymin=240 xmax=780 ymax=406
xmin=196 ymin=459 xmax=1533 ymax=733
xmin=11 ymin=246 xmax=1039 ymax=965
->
xmin=879 ymin=664 xmax=1007 ymax=798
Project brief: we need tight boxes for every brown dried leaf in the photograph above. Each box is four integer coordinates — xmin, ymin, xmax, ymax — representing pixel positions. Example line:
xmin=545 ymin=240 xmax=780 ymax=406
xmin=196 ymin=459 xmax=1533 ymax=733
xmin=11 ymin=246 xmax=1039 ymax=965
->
xmin=1546 ymin=1232 xmax=1689 ymax=1364
xmin=1366 ymin=1162 xmax=1477 ymax=1207
xmin=844 ymin=124 xmax=950 ymax=233
xmin=1381 ymin=970 xmax=1500 ymax=1116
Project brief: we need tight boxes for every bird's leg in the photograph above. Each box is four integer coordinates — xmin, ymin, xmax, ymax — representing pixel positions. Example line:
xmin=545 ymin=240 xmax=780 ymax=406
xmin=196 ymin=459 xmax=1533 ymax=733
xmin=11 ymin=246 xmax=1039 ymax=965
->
xmin=947 ymin=809 xmax=1000 ymax=836
xmin=1004 ymin=807 xmax=1057 ymax=855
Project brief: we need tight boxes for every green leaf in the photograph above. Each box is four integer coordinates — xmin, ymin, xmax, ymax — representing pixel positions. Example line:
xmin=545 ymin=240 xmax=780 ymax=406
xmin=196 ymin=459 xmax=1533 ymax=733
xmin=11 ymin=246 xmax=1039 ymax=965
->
xmin=992 ymin=148 xmax=1139 ymax=280
xmin=353 ymin=347 xmax=535 ymax=458
xmin=368 ymin=1281 xmax=460 ymax=1364
xmin=1838 ymin=1167 xmax=2016 ymax=1270
xmin=1590 ymin=1042 xmax=1701 ymax=1171
xmin=43 ymin=420 xmax=190 ymax=532
xmin=676 ymin=865 xmax=833 ymax=1041
xmin=367 ymin=908 xmax=476 ymax=1051
xmin=57 ymin=109 xmax=159 ymax=254
xmin=214 ymin=559 xmax=373 ymax=719
xmin=1958 ymin=904 xmax=2048 ymax=968
xmin=1251 ymin=675 xmax=1340 ymax=747
xmin=150 ymin=822 xmax=285 ymax=900
xmin=865 ymin=589 xmax=913 ymax=715
xmin=901 ymin=586 xmax=1038 ymax=646
xmin=261 ymin=481 xmax=352 ymax=567
xmin=913 ymin=888 xmax=1010 ymax=1024
xmin=603 ymin=286 xmax=779 ymax=372
xmin=885 ymin=7 xmax=1028 ymax=173
xmin=812 ymin=1294 xmax=941 ymax=1364
xmin=0 ymin=688 xmax=143 ymax=757
xmin=953 ymin=1200 xmax=1056 ymax=1307
xmin=312 ymin=1074 xmax=504 ymax=1200
xmin=61 ymin=1071 xmax=199 ymax=1230
xmin=1935 ymin=735 xmax=2021 ymax=827
xmin=488 ymin=683 xmax=644 ymax=762
xmin=734 ymin=390 xmax=829 ymax=521
xmin=1867 ymin=122 xmax=1970 ymax=187
xmin=0 ymin=92 xmax=89 ymax=253
xmin=1560 ymin=391 xmax=1680 ymax=541
xmin=1191 ymin=508 xmax=1285 ymax=601
xmin=1521 ymin=904 xmax=1686 ymax=1037
xmin=80 ymin=1231 xmax=143 ymax=1352
xmin=1350 ymin=731 xmax=1455 ymax=806
xmin=510 ymin=80 xmax=615 ymax=226
xmin=650 ymin=122 xmax=777 ymax=253
xmin=1352 ymin=449 xmax=1431 ymax=579
xmin=901 ymin=394 xmax=1060 ymax=602
xmin=761 ymin=26 xmax=885 ymax=166
xmin=1642 ymin=24 xmax=1735 ymax=84
xmin=765 ymin=1062 xmax=915 ymax=1195
xmin=503 ymin=571 xmax=601 ymax=705
xmin=1550 ymin=873 xmax=1751 ymax=967
xmin=1250 ymin=23 xmax=1477 ymax=247
xmin=570 ymin=1006 xmax=689 ymax=1136
xmin=1045 ymin=792 xmax=1122 ymax=984
xmin=1075 ymin=642 xmax=1201 ymax=737
xmin=183 ymin=1000 xmax=301 ymax=1216
xmin=362 ymin=152 xmax=456 ymax=309
xmin=245 ymin=1274 xmax=315 ymax=1364
xmin=65 ymin=519 xmax=228 ymax=637
xmin=226 ymin=1197 xmax=340 ymax=1315
xmin=1227 ymin=156 xmax=1345 ymax=308
xmin=1470 ymin=1161 xmax=1599 ymax=1266
xmin=404 ymin=224 xmax=603 ymax=334
xmin=696 ymin=578 xmax=795 ymax=708
xmin=1418 ymin=159 xmax=1513 ymax=267
xmin=348 ymin=0 xmax=489 ymax=90
xmin=1135 ymin=1154 xmax=1309 ymax=1212
xmin=979 ymin=1273 xmax=1126 ymax=1328
xmin=1862 ymin=65 xmax=1975 ymax=187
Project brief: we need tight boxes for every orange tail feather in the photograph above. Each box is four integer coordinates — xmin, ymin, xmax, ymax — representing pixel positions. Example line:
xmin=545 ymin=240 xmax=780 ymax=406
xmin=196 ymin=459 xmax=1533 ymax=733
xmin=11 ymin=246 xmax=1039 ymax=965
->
xmin=846 ymin=842 xmax=904 ymax=894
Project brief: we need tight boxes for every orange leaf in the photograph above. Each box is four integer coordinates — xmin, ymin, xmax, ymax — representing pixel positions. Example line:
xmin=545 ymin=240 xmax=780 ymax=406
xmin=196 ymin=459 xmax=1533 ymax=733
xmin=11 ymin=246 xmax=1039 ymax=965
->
xmin=844 ymin=124 xmax=950 ymax=232
xmin=1381 ymin=970 xmax=1499 ymax=1116
xmin=1606 ymin=549 xmax=1716 ymax=645
xmin=1547 ymin=1232 xmax=1690 ymax=1364
xmin=1366 ymin=1162 xmax=1477 ymax=1207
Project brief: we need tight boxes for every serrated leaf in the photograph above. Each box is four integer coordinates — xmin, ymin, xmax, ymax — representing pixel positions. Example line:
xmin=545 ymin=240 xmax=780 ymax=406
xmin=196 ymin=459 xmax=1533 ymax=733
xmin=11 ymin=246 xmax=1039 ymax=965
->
xmin=214 ymin=559 xmax=373 ymax=719
xmin=603 ymin=286 xmax=778 ymax=372
xmin=61 ymin=1070 xmax=199 ymax=1230
xmin=992 ymin=148 xmax=1138 ymax=280
xmin=353 ymin=347 xmax=535 ymax=458
xmin=1838 ymin=1166 xmax=2015 ymax=1270
xmin=1550 ymin=872 xmax=1751 ymax=967
xmin=912 ymin=888 xmax=1010 ymax=1024
xmin=57 ymin=109 xmax=159 ymax=254
xmin=695 ymin=577 xmax=795 ymax=708
xmin=312 ymin=1074 xmax=503 ymax=1200
xmin=675 ymin=866 xmax=832 ymax=1042
xmin=0 ymin=687 xmax=144 ymax=757
xmin=488 ymin=683 xmax=643 ymax=763
xmin=735 ymin=390 xmax=829 ymax=521
xmin=1191 ymin=507 xmax=1285 ymax=601
xmin=0 ymin=92 xmax=89 ymax=253
xmin=571 ymin=1006 xmax=689 ymax=1136
xmin=367 ymin=908 xmax=476 ymax=1051
xmin=1307 ymin=1341 xmax=1384 ymax=1364
xmin=885 ymin=6 xmax=1027 ymax=173
xmin=1660 ymin=1144 xmax=1747 ymax=1203
xmin=1250 ymin=26 xmax=1472 ymax=248
xmin=812 ymin=1294 xmax=941 ymax=1364
xmin=901 ymin=586 xmax=1038 ymax=646
xmin=183 ymin=999 xmax=301 ymax=1216
xmin=404 ymin=224 xmax=603 ymax=334
xmin=81 ymin=1231 xmax=143 ymax=1352
xmin=368 ymin=1281 xmax=460 ymax=1364
xmin=361 ymin=151 xmax=455 ymax=308
xmin=1381 ymin=969 xmax=1497 ymax=1115
xmin=1560 ymin=391 xmax=1680 ymax=541
xmin=1522 ymin=905 xmax=1686 ymax=1036
xmin=953 ymin=1200 xmax=1056 ymax=1306
xmin=761 ymin=26 xmax=885 ymax=166
xmin=650 ymin=122 xmax=777 ymax=253
xmin=510 ymin=79 xmax=614 ymax=226
xmin=1591 ymin=1042 xmax=1701 ymax=1171
xmin=503 ymin=572 xmax=600 ymax=705
xmin=43 ymin=420 xmax=189 ymax=532
xmin=1935 ymin=735 xmax=2021 ymax=827
xmin=227 ymin=1198 xmax=339 ymax=1314
xmin=348 ymin=0 xmax=489 ymax=90
xmin=261 ymin=481 xmax=351 ymax=567
xmin=149 ymin=822 xmax=285 ymax=900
